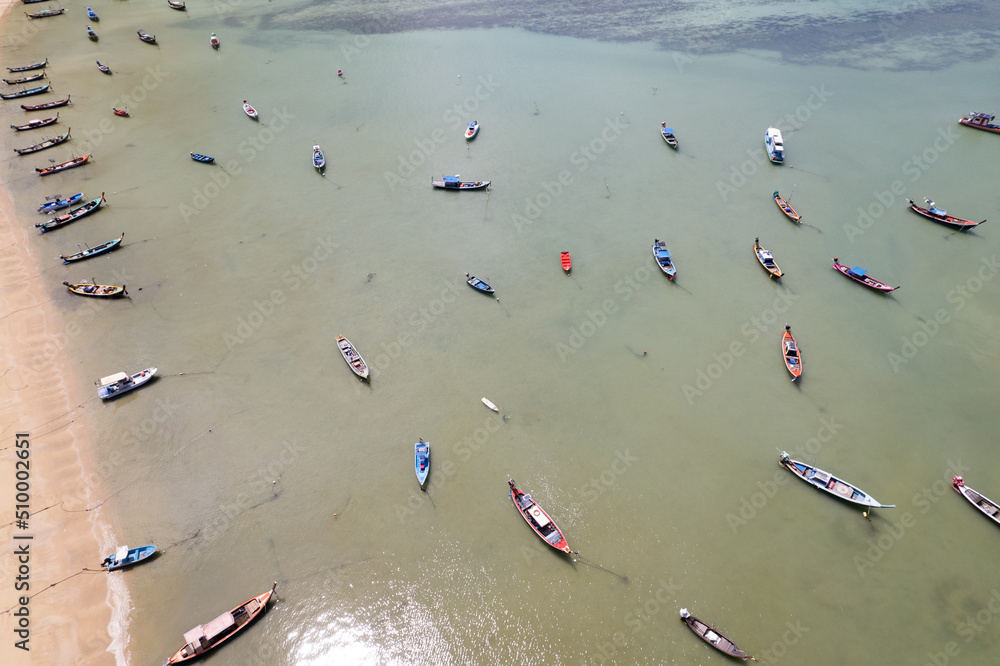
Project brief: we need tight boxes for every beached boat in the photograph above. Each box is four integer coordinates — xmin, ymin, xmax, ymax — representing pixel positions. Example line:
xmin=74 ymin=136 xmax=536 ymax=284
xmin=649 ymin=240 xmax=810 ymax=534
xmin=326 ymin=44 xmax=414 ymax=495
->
xmin=781 ymin=324 xmax=801 ymax=381
xmin=22 ymin=0 xmax=53 ymax=4
xmin=35 ymin=192 xmax=103 ymax=231
xmin=96 ymin=61 xmax=111 ymax=74
xmin=679 ymin=609 xmax=753 ymax=661
xmin=765 ymin=127 xmax=784 ymax=163
xmin=335 ymin=335 xmax=369 ymax=380
xmin=465 ymin=273 xmax=494 ymax=294
xmin=660 ymin=122 xmax=678 ymax=148
xmin=190 ymin=153 xmax=215 ymax=163
xmin=14 ymin=128 xmax=69 ymax=155
xmin=64 ymin=281 xmax=127 ymax=298
xmin=210 ymin=32 xmax=220 ymax=49
xmin=482 ymin=397 xmax=499 ymax=412
xmin=7 ymin=59 xmax=48 ymax=73
xmin=414 ymin=439 xmax=430 ymax=487
xmin=11 ymin=113 xmax=58 ymax=131
xmin=779 ymin=451 xmax=895 ymax=510
xmin=508 ymin=478 xmax=571 ymax=553
xmin=953 ymin=476 xmax=1000 ymax=527
xmin=25 ymin=7 xmax=64 ymax=18
xmin=60 ymin=233 xmax=124 ymax=263
xmin=652 ymin=238 xmax=676 ymax=280
xmin=137 ymin=30 xmax=157 ymax=43
xmin=832 ymin=258 xmax=898 ymax=293
xmin=959 ymin=112 xmax=1000 ymax=134
xmin=164 ymin=583 xmax=276 ymax=665
xmin=86 ymin=6 xmax=98 ymax=20
xmin=35 ymin=153 xmax=90 ymax=177
xmin=168 ymin=0 xmax=187 ymax=9
xmin=87 ymin=26 xmax=98 ymax=41
xmin=1 ymin=83 xmax=50 ymax=99
xmin=773 ymin=190 xmax=800 ymax=222
xmin=3 ymin=72 xmax=45 ymax=85
xmin=97 ymin=367 xmax=157 ymax=400
xmin=753 ymin=238 xmax=782 ymax=279
xmin=243 ymin=100 xmax=258 ymax=119
xmin=312 ymin=144 xmax=325 ymax=170
xmin=560 ymin=251 xmax=571 ymax=273
xmin=21 ymin=95 xmax=69 ymax=111
xmin=907 ymin=198 xmax=984 ymax=230
xmin=113 ymin=107 xmax=129 ymax=117
xmin=465 ymin=120 xmax=479 ymax=140
xmin=38 ymin=191 xmax=83 ymax=213
xmin=102 ymin=545 xmax=156 ymax=571
xmin=431 ymin=175 xmax=490 ymax=190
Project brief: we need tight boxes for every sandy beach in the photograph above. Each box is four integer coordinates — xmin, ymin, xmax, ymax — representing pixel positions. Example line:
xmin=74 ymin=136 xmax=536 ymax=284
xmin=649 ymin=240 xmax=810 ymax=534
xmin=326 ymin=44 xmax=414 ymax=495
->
xmin=1 ymin=3 xmax=118 ymax=663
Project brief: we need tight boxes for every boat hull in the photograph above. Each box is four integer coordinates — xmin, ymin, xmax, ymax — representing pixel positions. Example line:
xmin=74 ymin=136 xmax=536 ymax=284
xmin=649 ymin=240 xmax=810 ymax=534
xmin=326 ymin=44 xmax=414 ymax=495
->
xmin=953 ymin=477 xmax=1000 ymax=526
xmin=104 ymin=545 xmax=156 ymax=571
xmin=508 ymin=480 xmax=570 ymax=553
xmin=22 ymin=96 xmax=70 ymax=111
xmin=7 ymin=59 xmax=48 ymax=73
xmin=64 ymin=281 xmax=126 ymax=298
xmin=98 ymin=367 xmax=157 ymax=400
xmin=414 ymin=441 xmax=430 ymax=487
xmin=164 ymin=585 xmax=275 ymax=664
xmin=336 ymin=335 xmax=369 ymax=379
xmin=432 ymin=178 xmax=489 ymax=190
xmin=773 ymin=191 xmax=800 ymax=222
xmin=753 ymin=242 xmax=782 ymax=279
xmin=1 ymin=83 xmax=50 ymax=99
xmin=466 ymin=276 xmax=494 ymax=294
xmin=680 ymin=610 xmax=751 ymax=661
xmin=832 ymin=260 xmax=897 ymax=293
xmin=781 ymin=328 xmax=801 ymax=380
xmin=35 ymin=192 xmax=102 ymax=230
xmin=779 ymin=452 xmax=894 ymax=509
xmin=61 ymin=233 xmax=123 ymax=263
xmin=907 ymin=199 xmax=983 ymax=230
xmin=652 ymin=240 xmax=675 ymax=280
xmin=560 ymin=251 xmax=571 ymax=273
xmin=14 ymin=128 xmax=69 ymax=155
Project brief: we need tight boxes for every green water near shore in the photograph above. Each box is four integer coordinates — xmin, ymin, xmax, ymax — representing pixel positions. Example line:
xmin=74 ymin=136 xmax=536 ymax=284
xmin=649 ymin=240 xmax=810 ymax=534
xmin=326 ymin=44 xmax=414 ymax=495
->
xmin=3 ymin=1 xmax=1000 ymax=663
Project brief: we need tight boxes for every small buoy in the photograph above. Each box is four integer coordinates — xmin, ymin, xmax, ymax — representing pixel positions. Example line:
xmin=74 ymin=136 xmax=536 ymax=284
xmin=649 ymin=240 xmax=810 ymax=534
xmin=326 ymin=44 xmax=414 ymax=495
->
xmin=643 ymin=351 xmax=647 ymax=356
xmin=333 ymin=513 xmax=338 ymax=518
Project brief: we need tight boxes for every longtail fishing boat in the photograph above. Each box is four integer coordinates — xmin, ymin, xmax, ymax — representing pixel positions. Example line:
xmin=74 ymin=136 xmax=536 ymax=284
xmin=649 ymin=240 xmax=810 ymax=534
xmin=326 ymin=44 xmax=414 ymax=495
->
xmin=1 ymin=83 xmax=50 ymax=99
xmin=64 ymin=281 xmax=128 ymax=298
xmin=7 ymin=59 xmax=48 ymax=73
xmin=679 ymin=609 xmax=754 ymax=661
xmin=11 ymin=113 xmax=58 ymax=131
xmin=906 ymin=198 xmax=984 ymax=230
xmin=35 ymin=192 xmax=103 ymax=231
xmin=14 ymin=128 xmax=69 ymax=155
xmin=21 ymin=95 xmax=70 ymax=111
xmin=508 ymin=478 xmax=571 ymax=553
xmin=60 ymin=233 xmax=124 ymax=263
xmin=831 ymin=258 xmax=898 ymax=293
xmin=24 ymin=7 xmax=65 ymax=18
xmin=779 ymin=451 xmax=895 ymax=511
xmin=3 ymin=72 xmax=45 ymax=85
xmin=35 ymin=154 xmax=89 ymax=177
xmin=781 ymin=325 xmax=801 ymax=381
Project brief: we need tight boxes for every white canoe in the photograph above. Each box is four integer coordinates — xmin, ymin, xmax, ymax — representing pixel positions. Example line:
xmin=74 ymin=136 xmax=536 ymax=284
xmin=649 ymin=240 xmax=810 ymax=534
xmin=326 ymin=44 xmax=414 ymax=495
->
xmin=481 ymin=397 xmax=499 ymax=412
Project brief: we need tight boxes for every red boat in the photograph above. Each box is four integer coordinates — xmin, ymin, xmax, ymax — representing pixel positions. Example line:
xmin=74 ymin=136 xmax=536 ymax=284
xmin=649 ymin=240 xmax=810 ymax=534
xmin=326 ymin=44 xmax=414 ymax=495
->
xmin=832 ymin=258 xmax=898 ymax=293
xmin=36 ymin=154 xmax=90 ymax=176
xmin=21 ymin=95 xmax=70 ymax=111
xmin=782 ymin=325 xmax=801 ymax=382
xmin=508 ymin=478 xmax=571 ymax=553
xmin=959 ymin=112 xmax=1000 ymax=134
xmin=560 ymin=251 xmax=571 ymax=273
xmin=907 ymin=198 xmax=984 ymax=230
xmin=113 ymin=107 xmax=129 ymax=117
xmin=164 ymin=583 xmax=276 ymax=664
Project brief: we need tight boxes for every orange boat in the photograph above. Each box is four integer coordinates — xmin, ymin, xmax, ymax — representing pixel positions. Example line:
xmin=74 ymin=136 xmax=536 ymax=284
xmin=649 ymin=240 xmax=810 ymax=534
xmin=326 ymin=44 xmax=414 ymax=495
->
xmin=782 ymin=324 xmax=802 ymax=382
xmin=773 ymin=190 xmax=800 ymax=223
xmin=560 ymin=251 xmax=571 ymax=273
xmin=164 ymin=583 xmax=276 ymax=664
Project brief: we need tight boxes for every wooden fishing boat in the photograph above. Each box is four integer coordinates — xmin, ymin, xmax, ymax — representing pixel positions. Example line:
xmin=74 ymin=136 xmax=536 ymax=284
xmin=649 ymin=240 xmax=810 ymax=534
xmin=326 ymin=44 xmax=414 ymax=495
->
xmin=164 ymin=583 xmax=276 ymax=665
xmin=86 ymin=6 xmax=98 ymax=20
xmin=102 ymin=545 xmax=156 ymax=571
xmin=1 ymin=83 xmax=50 ymax=99
xmin=481 ymin=397 xmax=499 ymax=412
xmin=21 ymin=95 xmax=70 ymax=111
xmin=97 ymin=367 xmax=157 ymax=400
xmin=35 ymin=192 xmax=103 ymax=231
xmin=3 ymin=72 xmax=45 ymax=85
xmin=414 ymin=439 xmax=430 ymax=487
xmin=38 ymin=191 xmax=82 ymax=213
xmin=60 ymin=233 xmax=123 ymax=263
xmin=679 ymin=609 xmax=753 ymax=661
xmin=753 ymin=238 xmax=782 ymax=279
xmin=781 ymin=325 xmax=801 ymax=381
xmin=779 ymin=451 xmax=895 ymax=509
xmin=25 ymin=7 xmax=65 ymax=18
xmin=14 ymin=128 xmax=69 ymax=155
xmin=11 ymin=113 xmax=58 ymax=131
xmin=907 ymin=198 xmax=984 ymax=230
xmin=660 ymin=122 xmax=678 ymax=148
xmin=168 ymin=0 xmax=187 ymax=9
xmin=87 ymin=26 xmax=98 ymax=41
xmin=772 ymin=190 xmax=800 ymax=222
xmin=765 ymin=126 xmax=784 ymax=163
xmin=560 ymin=251 xmax=571 ymax=273
xmin=35 ymin=153 xmax=90 ymax=177
xmin=96 ymin=61 xmax=111 ymax=74
xmin=190 ymin=153 xmax=215 ymax=163
xmin=335 ymin=335 xmax=369 ymax=380
xmin=953 ymin=476 xmax=1000 ymax=527
xmin=137 ymin=30 xmax=156 ymax=43
xmin=832 ymin=258 xmax=898 ymax=293
xmin=243 ymin=100 xmax=258 ymax=119
xmin=7 ymin=59 xmax=48 ymax=73
xmin=312 ymin=144 xmax=325 ymax=170
xmin=959 ymin=112 xmax=1000 ymax=134
xmin=431 ymin=175 xmax=490 ymax=190
xmin=652 ymin=238 xmax=676 ymax=280
xmin=508 ymin=478 xmax=571 ymax=553
xmin=465 ymin=120 xmax=479 ymax=140
xmin=22 ymin=0 xmax=53 ymax=4
xmin=465 ymin=273 xmax=494 ymax=294
xmin=210 ymin=32 xmax=220 ymax=49
xmin=113 ymin=107 xmax=129 ymax=117
xmin=64 ymin=281 xmax=127 ymax=298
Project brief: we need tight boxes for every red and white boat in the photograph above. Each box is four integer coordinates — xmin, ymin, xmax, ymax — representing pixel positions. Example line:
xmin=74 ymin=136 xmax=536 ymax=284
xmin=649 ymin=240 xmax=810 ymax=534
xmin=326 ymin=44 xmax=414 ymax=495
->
xmin=243 ymin=100 xmax=258 ymax=119
xmin=958 ymin=112 xmax=1000 ymax=134
xmin=781 ymin=325 xmax=801 ymax=381
xmin=832 ymin=258 xmax=898 ymax=293
xmin=907 ymin=198 xmax=984 ymax=230
xmin=164 ymin=583 xmax=276 ymax=664
xmin=508 ymin=478 xmax=570 ymax=553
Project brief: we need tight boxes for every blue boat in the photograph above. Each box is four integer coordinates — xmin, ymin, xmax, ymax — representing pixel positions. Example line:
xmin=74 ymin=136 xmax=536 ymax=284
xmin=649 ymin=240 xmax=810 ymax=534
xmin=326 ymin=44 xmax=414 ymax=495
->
xmin=652 ymin=239 xmax=676 ymax=281
xmin=102 ymin=544 xmax=157 ymax=571
xmin=465 ymin=273 xmax=494 ymax=294
xmin=86 ymin=6 xmax=99 ymax=20
xmin=38 ymin=192 xmax=83 ymax=214
xmin=190 ymin=152 xmax=215 ymax=163
xmin=415 ymin=439 xmax=430 ymax=487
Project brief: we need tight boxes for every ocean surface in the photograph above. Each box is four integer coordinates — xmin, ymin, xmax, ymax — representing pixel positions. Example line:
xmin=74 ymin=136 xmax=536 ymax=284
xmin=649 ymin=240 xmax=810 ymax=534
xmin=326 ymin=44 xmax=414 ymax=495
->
xmin=3 ymin=1 xmax=1000 ymax=663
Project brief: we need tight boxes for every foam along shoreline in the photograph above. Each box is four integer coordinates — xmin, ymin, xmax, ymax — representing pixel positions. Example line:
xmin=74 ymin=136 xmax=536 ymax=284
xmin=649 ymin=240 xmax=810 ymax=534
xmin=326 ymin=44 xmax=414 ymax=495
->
xmin=0 ymin=2 xmax=122 ymax=655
